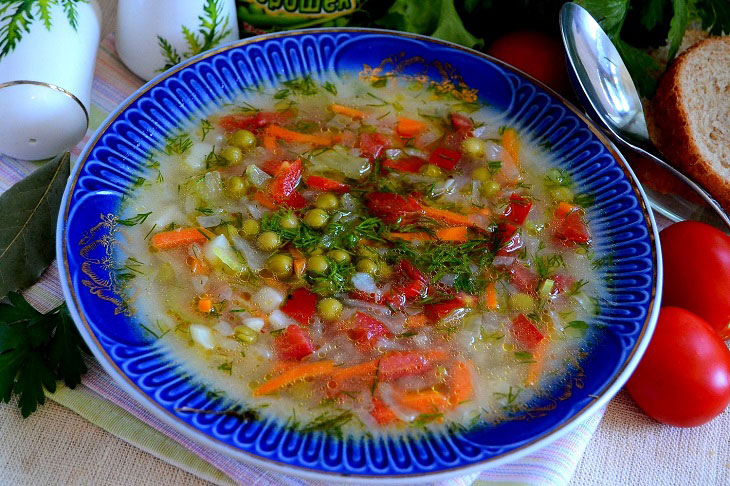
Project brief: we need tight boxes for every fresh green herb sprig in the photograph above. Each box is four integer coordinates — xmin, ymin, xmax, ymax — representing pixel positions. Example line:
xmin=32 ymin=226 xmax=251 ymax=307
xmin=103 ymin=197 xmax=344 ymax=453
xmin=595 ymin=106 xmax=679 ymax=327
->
xmin=0 ymin=293 xmax=89 ymax=417
xmin=307 ymin=258 xmax=355 ymax=296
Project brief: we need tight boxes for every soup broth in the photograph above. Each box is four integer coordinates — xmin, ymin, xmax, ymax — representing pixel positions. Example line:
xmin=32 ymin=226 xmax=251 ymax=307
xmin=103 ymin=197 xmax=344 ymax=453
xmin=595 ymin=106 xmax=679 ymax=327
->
xmin=116 ymin=75 xmax=604 ymax=433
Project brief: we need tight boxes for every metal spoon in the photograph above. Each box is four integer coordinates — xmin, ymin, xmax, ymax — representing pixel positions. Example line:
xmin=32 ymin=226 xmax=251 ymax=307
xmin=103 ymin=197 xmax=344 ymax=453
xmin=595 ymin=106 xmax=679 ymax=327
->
xmin=559 ymin=2 xmax=730 ymax=231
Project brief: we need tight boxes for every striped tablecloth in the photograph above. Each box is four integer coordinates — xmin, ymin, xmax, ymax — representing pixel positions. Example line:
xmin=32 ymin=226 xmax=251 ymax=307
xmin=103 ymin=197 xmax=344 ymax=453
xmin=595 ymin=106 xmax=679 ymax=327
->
xmin=0 ymin=34 xmax=606 ymax=485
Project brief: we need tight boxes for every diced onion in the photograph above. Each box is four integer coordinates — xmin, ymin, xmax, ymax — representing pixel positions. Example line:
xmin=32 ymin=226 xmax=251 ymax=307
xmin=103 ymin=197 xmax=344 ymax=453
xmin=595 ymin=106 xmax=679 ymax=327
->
xmin=185 ymin=142 xmax=213 ymax=170
xmin=232 ymin=234 xmax=266 ymax=270
xmin=246 ymin=164 xmax=271 ymax=188
xmin=268 ymin=309 xmax=293 ymax=330
xmin=196 ymin=214 xmax=222 ymax=228
xmin=385 ymin=148 xmax=403 ymax=159
xmin=253 ymin=286 xmax=284 ymax=312
xmin=243 ymin=317 xmax=265 ymax=332
xmin=485 ymin=140 xmax=503 ymax=161
xmin=214 ymin=320 xmax=234 ymax=336
xmin=190 ymin=324 xmax=215 ymax=350
xmin=352 ymin=272 xmax=378 ymax=295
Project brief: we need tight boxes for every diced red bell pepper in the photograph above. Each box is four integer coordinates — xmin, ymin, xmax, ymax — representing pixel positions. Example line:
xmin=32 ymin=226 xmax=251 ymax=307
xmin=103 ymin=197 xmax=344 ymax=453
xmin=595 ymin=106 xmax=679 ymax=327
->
xmin=389 ymin=260 xmax=429 ymax=303
xmin=365 ymin=192 xmax=423 ymax=224
xmin=370 ymin=396 xmax=400 ymax=425
xmin=552 ymin=210 xmax=591 ymax=246
xmin=424 ymin=298 xmax=464 ymax=321
xmin=270 ymin=159 xmax=303 ymax=207
xmin=218 ymin=111 xmax=293 ymax=134
xmin=428 ymin=147 xmax=462 ymax=171
xmin=281 ymin=191 xmax=308 ymax=209
xmin=379 ymin=351 xmax=447 ymax=381
xmin=450 ymin=113 xmax=474 ymax=131
xmin=274 ymin=324 xmax=315 ymax=361
xmin=440 ymin=129 xmax=472 ymax=152
xmin=347 ymin=312 xmax=392 ymax=351
xmin=495 ymin=222 xmax=523 ymax=255
xmin=304 ymin=175 xmax=350 ymax=193
xmin=348 ymin=290 xmax=383 ymax=304
xmin=359 ymin=132 xmax=389 ymax=160
xmin=510 ymin=264 xmax=538 ymax=294
xmin=551 ymin=274 xmax=575 ymax=295
xmin=382 ymin=156 xmax=427 ymax=173
xmin=280 ymin=288 xmax=317 ymax=325
xmin=260 ymin=159 xmax=285 ymax=176
xmin=510 ymin=314 xmax=544 ymax=352
xmin=503 ymin=194 xmax=533 ymax=225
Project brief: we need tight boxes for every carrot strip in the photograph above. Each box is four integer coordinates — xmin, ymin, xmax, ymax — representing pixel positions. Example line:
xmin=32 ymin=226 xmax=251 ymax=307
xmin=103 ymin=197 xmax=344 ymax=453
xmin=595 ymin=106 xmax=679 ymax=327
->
xmin=290 ymin=247 xmax=306 ymax=278
xmin=371 ymin=396 xmax=401 ymax=425
xmin=435 ymin=226 xmax=468 ymax=242
xmin=397 ymin=389 xmax=450 ymax=414
xmin=502 ymin=128 xmax=520 ymax=166
xmin=555 ymin=201 xmax=580 ymax=218
xmin=525 ymin=341 xmax=548 ymax=387
xmin=263 ymin=135 xmax=277 ymax=151
xmin=405 ymin=313 xmax=429 ymax=329
xmin=331 ymin=360 xmax=379 ymax=383
xmin=197 ymin=298 xmax=213 ymax=314
xmin=420 ymin=205 xmax=478 ymax=227
xmin=186 ymin=256 xmax=210 ymax=275
xmin=330 ymin=103 xmax=367 ymax=119
xmin=396 ymin=117 xmax=427 ymax=138
xmin=253 ymin=191 xmax=277 ymax=209
xmin=485 ymin=282 xmax=498 ymax=310
xmin=253 ymin=360 xmax=334 ymax=396
xmin=448 ymin=361 xmax=474 ymax=406
xmin=151 ymin=227 xmax=207 ymax=250
xmin=265 ymin=125 xmax=332 ymax=146
xmin=388 ymin=232 xmax=431 ymax=242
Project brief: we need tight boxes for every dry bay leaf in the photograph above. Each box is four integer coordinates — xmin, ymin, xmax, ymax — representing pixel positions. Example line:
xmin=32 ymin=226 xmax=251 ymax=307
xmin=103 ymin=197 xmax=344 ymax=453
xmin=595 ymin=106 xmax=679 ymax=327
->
xmin=0 ymin=153 xmax=71 ymax=298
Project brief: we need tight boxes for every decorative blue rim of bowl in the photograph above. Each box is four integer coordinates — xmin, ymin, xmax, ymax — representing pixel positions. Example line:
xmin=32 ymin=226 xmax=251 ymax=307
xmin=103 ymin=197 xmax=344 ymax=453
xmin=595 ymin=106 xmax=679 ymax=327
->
xmin=57 ymin=28 xmax=662 ymax=483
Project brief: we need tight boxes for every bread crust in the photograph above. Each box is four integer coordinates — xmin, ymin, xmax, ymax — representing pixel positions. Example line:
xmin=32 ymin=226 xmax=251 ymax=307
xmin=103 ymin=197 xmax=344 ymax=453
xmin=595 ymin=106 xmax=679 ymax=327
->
xmin=651 ymin=37 xmax=730 ymax=210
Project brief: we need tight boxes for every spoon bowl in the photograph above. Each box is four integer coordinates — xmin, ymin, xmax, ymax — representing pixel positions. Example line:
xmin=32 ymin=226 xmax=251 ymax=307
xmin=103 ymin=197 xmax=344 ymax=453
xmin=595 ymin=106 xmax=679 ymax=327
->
xmin=560 ymin=2 xmax=730 ymax=231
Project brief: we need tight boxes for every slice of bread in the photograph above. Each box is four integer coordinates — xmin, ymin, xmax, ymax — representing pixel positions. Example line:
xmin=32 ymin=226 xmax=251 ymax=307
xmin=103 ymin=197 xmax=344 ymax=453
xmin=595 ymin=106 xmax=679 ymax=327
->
xmin=651 ymin=36 xmax=730 ymax=209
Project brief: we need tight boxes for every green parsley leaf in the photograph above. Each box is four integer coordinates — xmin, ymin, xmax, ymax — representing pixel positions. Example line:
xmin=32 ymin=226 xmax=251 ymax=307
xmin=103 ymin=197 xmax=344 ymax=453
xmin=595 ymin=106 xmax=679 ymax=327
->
xmin=0 ymin=294 xmax=89 ymax=417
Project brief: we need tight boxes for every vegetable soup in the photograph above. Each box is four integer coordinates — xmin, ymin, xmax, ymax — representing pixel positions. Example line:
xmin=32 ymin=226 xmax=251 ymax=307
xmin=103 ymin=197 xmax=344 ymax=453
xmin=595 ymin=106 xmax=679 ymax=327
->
xmin=116 ymin=75 xmax=604 ymax=434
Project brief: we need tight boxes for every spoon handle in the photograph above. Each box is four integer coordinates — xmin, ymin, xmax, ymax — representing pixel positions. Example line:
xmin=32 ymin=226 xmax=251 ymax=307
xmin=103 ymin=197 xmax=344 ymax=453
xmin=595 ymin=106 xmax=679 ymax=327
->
xmin=627 ymin=142 xmax=730 ymax=231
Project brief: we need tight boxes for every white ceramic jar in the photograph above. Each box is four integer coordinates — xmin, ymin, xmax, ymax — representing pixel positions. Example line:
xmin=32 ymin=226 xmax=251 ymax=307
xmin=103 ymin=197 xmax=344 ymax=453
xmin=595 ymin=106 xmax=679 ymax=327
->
xmin=116 ymin=0 xmax=239 ymax=81
xmin=0 ymin=0 xmax=102 ymax=161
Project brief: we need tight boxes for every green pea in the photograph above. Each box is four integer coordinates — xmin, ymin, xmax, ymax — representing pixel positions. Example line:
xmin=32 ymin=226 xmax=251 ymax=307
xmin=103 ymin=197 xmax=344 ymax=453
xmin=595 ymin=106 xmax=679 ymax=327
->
xmin=220 ymin=146 xmax=243 ymax=165
xmin=307 ymin=255 xmax=329 ymax=274
xmin=314 ymin=193 xmax=339 ymax=210
xmin=228 ymin=129 xmax=256 ymax=150
xmin=472 ymin=167 xmax=490 ymax=182
xmin=224 ymin=176 xmax=248 ymax=198
xmin=481 ymin=180 xmax=501 ymax=198
xmin=266 ymin=254 xmax=293 ymax=279
xmin=421 ymin=164 xmax=443 ymax=178
xmin=378 ymin=263 xmax=392 ymax=280
xmin=462 ymin=137 xmax=486 ymax=158
xmin=356 ymin=258 xmax=378 ymax=275
xmin=233 ymin=325 xmax=258 ymax=344
xmin=318 ymin=298 xmax=343 ymax=321
xmin=280 ymin=212 xmax=299 ymax=229
xmin=551 ymin=186 xmax=574 ymax=203
xmin=327 ymin=249 xmax=350 ymax=264
xmin=509 ymin=293 xmax=535 ymax=312
xmin=240 ymin=219 xmax=260 ymax=238
xmin=256 ymin=231 xmax=280 ymax=252
xmin=304 ymin=208 xmax=329 ymax=228
xmin=357 ymin=245 xmax=378 ymax=258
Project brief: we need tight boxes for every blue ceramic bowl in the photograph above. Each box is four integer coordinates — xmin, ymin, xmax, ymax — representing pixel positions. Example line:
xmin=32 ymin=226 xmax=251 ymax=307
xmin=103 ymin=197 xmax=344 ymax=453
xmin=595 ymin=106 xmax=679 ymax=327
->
xmin=57 ymin=29 xmax=661 ymax=483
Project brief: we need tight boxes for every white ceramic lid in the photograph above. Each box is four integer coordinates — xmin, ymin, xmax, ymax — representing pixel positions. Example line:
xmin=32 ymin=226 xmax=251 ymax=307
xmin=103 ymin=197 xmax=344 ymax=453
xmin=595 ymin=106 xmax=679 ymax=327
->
xmin=0 ymin=81 xmax=88 ymax=161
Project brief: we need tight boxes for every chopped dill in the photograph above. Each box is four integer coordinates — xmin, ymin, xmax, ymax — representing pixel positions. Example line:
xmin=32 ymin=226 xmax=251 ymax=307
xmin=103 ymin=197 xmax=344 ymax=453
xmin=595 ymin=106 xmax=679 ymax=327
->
xmin=118 ymin=212 xmax=152 ymax=227
xmin=323 ymin=81 xmax=337 ymax=95
xmin=200 ymin=118 xmax=213 ymax=141
xmin=299 ymin=409 xmax=353 ymax=438
xmin=217 ymin=361 xmax=233 ymax=375
xmin=164 ymin=133 xmax=193 ymax=156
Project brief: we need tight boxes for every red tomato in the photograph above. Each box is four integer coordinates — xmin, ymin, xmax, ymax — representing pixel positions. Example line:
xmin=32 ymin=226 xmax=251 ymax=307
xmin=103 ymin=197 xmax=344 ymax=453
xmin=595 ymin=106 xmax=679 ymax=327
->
xmin=626 ymin=307 xmax=730 ymax=427
xmin=274 ymin=324 xmax=315 ymax=361
xmin=509 ymin=264 xmax=538 ymax=294
xmin=382 ymin=155 xmax=427 ymax=173
xmin=378 ymin=351 xmax=445 ymax=381
xmin=269 ymin=159 xmax=302 ymax=206
xmin=365 ymin=192 xmax=423 ymax=224
xmin=429 ymin=147 xmax=462 ymax=171
xmin=347 ymin=312 xmax=392 ymax=350
xmin=424 ymin=298 xmax=464 ymax=322
xmin=487 ymin=31 xmax=571 ymax=96
xmin=280 ymin=288 xmax=317 ymax=325
xmin=450 ymin=113 xmax=474 ymax=131
xmin=503 ymin=193 xmax=533 ymax=225
xmin=660 ymin=221 xmax=730 ymax=339
xmin=551 ymin=210 xmax=590 ymax=246
xmin=304 ymin=175 xmax=350 ymax=193
xmin=218 ymin=111 xmax=293 ymax=134
xmin=510 ymin=314 xmax=544 ymax=351
xmin=359 ymin=132 xmax=389 ymax=160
